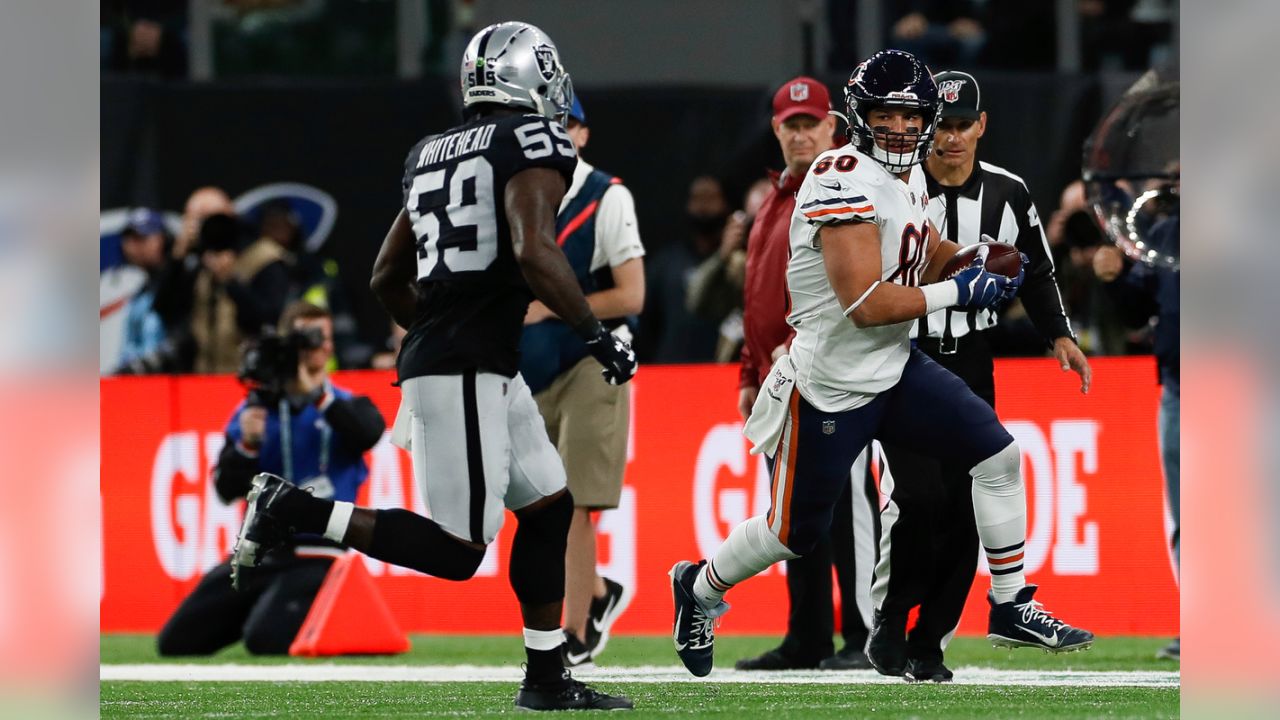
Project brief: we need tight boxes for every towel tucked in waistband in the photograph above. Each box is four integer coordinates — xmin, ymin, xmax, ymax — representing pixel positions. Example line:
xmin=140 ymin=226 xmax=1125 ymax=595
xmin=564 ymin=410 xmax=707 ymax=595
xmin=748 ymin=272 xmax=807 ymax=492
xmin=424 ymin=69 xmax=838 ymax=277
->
xmin=390 ymin=394 xmax=412 ymax=451
xmin=742 ymin=354 xmax=796 ymax=457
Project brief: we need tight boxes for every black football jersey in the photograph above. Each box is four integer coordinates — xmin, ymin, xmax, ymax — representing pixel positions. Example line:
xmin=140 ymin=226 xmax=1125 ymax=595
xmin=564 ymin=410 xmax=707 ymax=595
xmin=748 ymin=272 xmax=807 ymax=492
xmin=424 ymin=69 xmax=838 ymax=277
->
xmin=396 ymin=113 xmax=577 ymax=381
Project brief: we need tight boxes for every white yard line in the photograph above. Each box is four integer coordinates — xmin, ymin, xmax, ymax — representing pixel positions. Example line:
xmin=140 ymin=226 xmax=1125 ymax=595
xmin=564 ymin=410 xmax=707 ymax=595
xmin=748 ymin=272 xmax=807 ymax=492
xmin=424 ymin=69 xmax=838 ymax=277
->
xmin=100 ymin=664 xmax=1179 ymax=688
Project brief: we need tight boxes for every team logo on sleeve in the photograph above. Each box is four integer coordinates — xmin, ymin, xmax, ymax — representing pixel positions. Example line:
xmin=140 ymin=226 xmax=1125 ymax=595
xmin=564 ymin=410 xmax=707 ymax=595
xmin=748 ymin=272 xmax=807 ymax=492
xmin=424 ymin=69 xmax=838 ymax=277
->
xmin=534 ymin=45 xmax=558 ymax=81
xmin=939 ymin=79 xmax=965 ymax=103
xmin=789 ymin=82 xmax=810 ymax=102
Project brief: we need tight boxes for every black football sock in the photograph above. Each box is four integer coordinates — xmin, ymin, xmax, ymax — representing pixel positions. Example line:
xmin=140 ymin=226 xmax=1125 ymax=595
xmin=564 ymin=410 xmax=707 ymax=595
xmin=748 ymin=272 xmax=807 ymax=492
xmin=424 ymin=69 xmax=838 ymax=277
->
xmin=367 ymin=509 xmax=485 ymax=579
xmin=525 ymin=648 xmax=567 ymax=687
xmin=523 ymin=628 xmax=567 ymax=686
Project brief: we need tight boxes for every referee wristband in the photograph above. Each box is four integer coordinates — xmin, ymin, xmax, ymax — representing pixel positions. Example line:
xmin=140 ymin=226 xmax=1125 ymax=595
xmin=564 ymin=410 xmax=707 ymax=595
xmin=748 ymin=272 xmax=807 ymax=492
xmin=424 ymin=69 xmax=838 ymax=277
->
xmin=921 ymin=281 xmax=959 ymax=315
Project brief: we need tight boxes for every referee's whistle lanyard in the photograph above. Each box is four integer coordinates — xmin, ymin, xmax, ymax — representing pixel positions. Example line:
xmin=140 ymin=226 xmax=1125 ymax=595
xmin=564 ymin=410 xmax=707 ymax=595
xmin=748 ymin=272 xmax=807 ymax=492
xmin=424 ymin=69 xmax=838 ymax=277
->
xmin=276 ymin=380 xmax=332 ymax=484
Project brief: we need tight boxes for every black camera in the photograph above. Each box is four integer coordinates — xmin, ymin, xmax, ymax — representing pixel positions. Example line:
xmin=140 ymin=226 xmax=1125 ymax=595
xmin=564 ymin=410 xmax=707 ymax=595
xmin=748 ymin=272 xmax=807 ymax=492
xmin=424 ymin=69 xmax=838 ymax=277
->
xmin=238 ymin=327 xmax=326 ymax=406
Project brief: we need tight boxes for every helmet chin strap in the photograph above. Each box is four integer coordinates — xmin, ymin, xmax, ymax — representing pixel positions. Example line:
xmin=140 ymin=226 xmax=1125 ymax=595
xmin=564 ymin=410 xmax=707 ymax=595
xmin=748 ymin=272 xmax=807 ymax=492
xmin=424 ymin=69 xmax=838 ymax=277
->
xmin=828 ymin=110 xmax=851 ymax=141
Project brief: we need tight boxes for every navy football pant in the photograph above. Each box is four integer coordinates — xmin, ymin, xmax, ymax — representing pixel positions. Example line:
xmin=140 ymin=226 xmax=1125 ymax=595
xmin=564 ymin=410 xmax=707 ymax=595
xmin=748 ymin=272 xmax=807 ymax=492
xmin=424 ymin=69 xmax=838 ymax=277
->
xmin=765 ymin=453 xmax=878 ymax=662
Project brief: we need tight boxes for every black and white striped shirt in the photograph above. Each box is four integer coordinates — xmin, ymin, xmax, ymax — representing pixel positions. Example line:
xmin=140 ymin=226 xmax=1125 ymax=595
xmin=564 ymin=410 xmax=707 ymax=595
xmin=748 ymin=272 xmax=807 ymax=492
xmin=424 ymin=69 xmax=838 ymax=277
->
xmin=915 ymin=161 xmax=1073 ymax=346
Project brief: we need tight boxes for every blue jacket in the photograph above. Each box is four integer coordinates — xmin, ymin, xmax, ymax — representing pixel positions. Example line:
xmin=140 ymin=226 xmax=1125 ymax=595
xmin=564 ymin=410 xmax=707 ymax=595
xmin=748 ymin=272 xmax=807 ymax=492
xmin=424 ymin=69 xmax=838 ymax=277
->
xmin=221 ymin=383 xmax=374 ymax=503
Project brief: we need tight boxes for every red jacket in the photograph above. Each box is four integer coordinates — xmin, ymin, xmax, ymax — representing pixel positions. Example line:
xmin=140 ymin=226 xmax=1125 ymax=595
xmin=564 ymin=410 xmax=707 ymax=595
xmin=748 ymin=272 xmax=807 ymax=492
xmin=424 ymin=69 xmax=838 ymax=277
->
xmin=739 ymin=169 xmax=803 ymax=389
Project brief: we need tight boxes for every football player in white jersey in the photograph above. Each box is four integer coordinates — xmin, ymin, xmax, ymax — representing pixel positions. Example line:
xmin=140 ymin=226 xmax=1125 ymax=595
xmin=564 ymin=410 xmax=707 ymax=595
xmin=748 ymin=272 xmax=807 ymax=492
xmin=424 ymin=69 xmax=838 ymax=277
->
xmin=669 ymin=50 xmax=1093 ymax=679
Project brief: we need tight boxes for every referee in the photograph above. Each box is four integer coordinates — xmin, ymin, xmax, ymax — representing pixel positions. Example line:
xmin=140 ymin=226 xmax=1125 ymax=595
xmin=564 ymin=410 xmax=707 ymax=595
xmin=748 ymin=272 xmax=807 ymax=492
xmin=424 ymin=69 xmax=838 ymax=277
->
xmin=866 ymin=71 xmax=1092 ymax=683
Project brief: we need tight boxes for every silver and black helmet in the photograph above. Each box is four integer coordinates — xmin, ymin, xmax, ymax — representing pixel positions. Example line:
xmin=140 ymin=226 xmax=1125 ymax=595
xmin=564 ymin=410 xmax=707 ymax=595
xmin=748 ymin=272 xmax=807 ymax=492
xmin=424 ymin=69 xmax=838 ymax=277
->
xmin=460 ymin=22 xmax=575 ymax=125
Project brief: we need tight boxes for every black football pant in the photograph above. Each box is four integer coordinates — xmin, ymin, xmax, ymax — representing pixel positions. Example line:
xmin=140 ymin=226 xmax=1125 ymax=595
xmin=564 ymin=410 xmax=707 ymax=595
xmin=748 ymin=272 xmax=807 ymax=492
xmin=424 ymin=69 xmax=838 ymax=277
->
xmin=157 ymin=553 xmax=333 ymax=656
xmin=768 ymin=452 xmax=879 ymax=663
xmin=876 ymin=334 xmax=995 ymax=665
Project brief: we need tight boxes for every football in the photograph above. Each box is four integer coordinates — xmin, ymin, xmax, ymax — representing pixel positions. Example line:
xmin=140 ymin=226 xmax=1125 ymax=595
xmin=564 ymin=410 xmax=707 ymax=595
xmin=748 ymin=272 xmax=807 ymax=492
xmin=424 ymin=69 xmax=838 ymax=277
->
xmin=940 ymin=241 xmax=1022 ymax=280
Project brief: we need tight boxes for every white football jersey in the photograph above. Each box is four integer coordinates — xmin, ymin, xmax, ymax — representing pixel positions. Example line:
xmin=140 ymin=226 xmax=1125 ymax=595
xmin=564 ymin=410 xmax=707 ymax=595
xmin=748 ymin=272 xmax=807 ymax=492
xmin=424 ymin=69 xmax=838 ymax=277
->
xmin=786 ymin=145 xmax=932 ymax=412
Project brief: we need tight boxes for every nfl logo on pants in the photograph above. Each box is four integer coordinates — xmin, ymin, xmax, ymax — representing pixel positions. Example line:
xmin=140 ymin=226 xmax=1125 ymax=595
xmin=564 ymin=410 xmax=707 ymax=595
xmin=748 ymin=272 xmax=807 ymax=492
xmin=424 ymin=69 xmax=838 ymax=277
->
xmin=822 ymin=420 xmax=835 ymax=435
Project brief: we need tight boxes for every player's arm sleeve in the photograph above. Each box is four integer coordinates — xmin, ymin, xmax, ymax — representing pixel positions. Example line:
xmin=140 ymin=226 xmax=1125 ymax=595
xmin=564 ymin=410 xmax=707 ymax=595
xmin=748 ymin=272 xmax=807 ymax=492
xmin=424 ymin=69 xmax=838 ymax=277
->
xmin=797 ymin=169 xmax=877 ymax=228
xmin=213 ymin=407 xmax=257 ymax=503
xmin=323 ymin=394 xmax=387 ymax=456
xmin=1011 ymin=190 xmax=1074 ymax=345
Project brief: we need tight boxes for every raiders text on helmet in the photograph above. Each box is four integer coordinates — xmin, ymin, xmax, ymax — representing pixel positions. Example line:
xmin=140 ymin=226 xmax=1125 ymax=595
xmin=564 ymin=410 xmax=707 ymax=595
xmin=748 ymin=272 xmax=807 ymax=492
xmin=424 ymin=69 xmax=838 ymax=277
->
xmin=460 ymin=22 xmax=575 ymax=125
xmin=840 ymin=49 xmax=941 ymax=173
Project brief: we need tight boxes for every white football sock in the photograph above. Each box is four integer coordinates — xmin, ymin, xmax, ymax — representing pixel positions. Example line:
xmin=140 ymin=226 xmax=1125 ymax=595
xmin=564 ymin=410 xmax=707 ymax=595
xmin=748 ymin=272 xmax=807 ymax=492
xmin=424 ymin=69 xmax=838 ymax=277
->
xmin=692 ymin=515 xmax=797 ymax=610
xmin=970 ymin=441 xmax=1027 ymax=604
xmin=323 ymin=501 xmax=354 ymax=543
xmin=522 ymin=627 xmax=564 ymax=652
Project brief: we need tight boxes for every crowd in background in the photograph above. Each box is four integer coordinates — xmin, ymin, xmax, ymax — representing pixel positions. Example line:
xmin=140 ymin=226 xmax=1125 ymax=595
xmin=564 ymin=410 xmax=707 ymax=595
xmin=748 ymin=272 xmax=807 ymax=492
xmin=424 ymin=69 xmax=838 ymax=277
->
xmin=100 ymin=187 xmax=375 ymax=376
xmin=100 ymin=170 xmax=1154 ymax=376
xmin=100 ymin=0 xmax=1173 ymax=375
xmin=830 ymin=0 xmax=1175 ymax=73
xmin=102 ymin=0 xmax=1176 ymax=80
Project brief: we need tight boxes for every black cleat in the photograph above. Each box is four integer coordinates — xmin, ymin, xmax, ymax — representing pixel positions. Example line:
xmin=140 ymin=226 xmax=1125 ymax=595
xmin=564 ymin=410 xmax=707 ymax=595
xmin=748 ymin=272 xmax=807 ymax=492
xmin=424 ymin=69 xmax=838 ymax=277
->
xmin=514 ymin=672 xmax=633 ymax=711
xmin=819 ymin=645 xmax=874 ymax=671
xmin=229 ymin=473 xmax=296 ymax=590
xmin=1156 ymin=638 xmax=1179 ymax=661
xmin=669 ymin=560 xmax=729 ymax=677
xmin=585 ymin=576 xmax=632 ymax=661
xmin=865 ymin=609 xmax=909 ymax=676
xmin=734 ymin=647 xmax=820 ymax=671
xmin=905 ymin=658 xmax=954 ymax=683
xmin=987 ymin=585 xmax=1094 ymax=653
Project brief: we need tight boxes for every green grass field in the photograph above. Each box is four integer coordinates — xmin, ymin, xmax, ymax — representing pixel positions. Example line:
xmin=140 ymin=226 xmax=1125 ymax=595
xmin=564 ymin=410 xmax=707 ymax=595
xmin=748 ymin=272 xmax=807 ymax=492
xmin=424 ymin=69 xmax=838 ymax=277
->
xmin=101 ymin=634 xmax=1179 ymax=719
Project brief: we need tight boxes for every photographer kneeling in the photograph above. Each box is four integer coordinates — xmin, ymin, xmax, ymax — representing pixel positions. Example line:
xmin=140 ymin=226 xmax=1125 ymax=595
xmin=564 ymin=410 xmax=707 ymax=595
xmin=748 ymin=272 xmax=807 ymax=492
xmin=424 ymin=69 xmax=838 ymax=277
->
xmin=157 ymin=301 xmax=386 ymax=656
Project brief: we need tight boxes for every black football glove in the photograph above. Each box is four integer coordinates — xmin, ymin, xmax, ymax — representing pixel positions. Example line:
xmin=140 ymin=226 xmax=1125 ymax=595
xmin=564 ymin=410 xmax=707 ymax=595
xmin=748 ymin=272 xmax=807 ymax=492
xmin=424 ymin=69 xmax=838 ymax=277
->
xmin=577 ymin=317 xmax=638 ymax=385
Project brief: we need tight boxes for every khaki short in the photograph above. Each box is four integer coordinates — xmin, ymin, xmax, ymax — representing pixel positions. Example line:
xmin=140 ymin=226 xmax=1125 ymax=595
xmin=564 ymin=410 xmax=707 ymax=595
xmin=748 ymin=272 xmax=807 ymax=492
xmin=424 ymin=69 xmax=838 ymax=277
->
xmin=534 ymin=356 xmax=630 ymax=509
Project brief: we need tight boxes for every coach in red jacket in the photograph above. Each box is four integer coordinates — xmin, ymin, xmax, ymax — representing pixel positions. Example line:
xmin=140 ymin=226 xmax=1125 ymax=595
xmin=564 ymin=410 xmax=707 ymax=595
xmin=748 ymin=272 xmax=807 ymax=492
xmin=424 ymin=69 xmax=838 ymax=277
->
xmin=733 ymin=77 xmax=876 ymax=671
xmin=739 ymin=79 xmax=834 ymax=416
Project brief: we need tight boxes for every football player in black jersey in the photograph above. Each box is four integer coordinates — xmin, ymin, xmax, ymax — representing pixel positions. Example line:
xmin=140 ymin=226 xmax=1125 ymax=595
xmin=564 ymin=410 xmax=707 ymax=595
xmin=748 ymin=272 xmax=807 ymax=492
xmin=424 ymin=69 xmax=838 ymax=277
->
xmin=229 ymin=22 xmax=634 ymax=712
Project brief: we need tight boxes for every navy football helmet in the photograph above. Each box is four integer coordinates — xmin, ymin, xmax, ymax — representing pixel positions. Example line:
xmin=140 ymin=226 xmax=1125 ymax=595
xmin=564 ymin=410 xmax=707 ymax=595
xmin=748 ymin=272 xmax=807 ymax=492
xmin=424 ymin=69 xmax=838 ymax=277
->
xmin=840 ymin=50 xmax=940 ymax=173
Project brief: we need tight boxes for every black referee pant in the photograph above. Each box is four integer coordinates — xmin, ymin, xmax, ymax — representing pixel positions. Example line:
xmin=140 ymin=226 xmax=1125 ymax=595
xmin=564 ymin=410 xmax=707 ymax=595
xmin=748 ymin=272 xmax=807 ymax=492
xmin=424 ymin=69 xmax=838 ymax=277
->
xmin=767 ymin=455 xmax=878 ymax=663
xmin=876 ymin=332 xmax=995 ymax=665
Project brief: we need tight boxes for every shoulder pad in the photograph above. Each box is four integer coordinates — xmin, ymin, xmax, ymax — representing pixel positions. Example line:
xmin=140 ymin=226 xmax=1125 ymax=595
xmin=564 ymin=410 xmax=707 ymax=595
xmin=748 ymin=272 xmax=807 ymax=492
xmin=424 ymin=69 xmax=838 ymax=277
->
xmin=798 ymin=150 xmax=878 ymax=226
